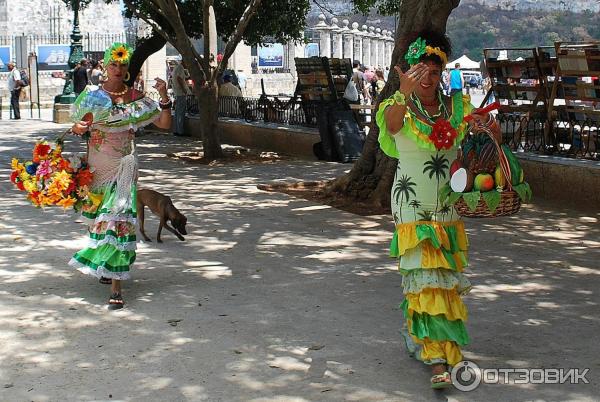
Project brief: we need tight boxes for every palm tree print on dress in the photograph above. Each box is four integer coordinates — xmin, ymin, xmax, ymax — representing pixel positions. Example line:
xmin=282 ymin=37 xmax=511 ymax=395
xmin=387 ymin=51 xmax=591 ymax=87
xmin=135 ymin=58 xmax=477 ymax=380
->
xmin=418 ymin=210 xmax=435 ymax=221
xmin=422 ymin=152 xmax=449 ymax=218
xmin=438 ymin=204 xmax=452 ymax=221
xmin=393 ymin=175 xmax=416 ymax=223
xmin=408 ymin=199 xmax=422 ymax=221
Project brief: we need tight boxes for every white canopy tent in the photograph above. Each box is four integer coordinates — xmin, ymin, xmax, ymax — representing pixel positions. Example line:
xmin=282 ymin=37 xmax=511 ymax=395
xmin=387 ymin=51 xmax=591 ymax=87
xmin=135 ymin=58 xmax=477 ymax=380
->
xmin=446 ymin=54 xmax=480 ymax=70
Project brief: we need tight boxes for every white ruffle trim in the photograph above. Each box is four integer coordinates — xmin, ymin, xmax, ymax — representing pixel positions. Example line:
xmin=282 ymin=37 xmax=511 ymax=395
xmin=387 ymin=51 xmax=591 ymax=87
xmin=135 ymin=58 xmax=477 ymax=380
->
xmin=69 ymin=258 xmax=132 ymax=280
xmin=83 ymin=213 xmax=137 ymax=226
xmin=88 ymin=235 xmax=137 ymax=251
xmin=402 ymin=269 xmax=472 ymax=295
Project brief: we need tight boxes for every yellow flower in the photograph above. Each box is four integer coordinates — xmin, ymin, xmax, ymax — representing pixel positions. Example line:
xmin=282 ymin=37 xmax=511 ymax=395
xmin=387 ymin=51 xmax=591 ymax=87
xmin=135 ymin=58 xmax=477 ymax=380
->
xmin=53 ymin=170 xmax=72 ymax=191
xmin=111 ymin=45 xmax=130 ymax=64
xmin=57 ymin=197 xmax=76 ymax=209
xmin=88 ymin=192 xmax=104 ymax=207
xmin=11 ymin=158 xmax=21 ymax=170
xmin=23 ymin=180 xmax=37 ymax=192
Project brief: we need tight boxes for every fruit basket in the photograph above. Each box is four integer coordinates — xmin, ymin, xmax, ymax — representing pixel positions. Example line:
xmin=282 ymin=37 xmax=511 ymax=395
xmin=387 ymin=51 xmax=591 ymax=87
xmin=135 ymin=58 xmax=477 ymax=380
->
xmin=441 ymin=123 xmax=532 ymax=218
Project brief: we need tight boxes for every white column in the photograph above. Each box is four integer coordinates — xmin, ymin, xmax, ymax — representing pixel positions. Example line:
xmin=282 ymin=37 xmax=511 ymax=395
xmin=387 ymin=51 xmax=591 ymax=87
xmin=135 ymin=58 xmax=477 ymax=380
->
xmin=332 ymin=18 xmax=343 ymax=59
xmin=381 ymin=30 xmax=388 ymax=68
xmin=386 ymin=31 xmax=395 ymax=68
xmin=342 ymin=19 xmax=353 ymax=60
xmin=351 ymin=22 xmax=362 ymax=63
xmin=369 ymin=26 xmax=376 ymax=68
xmin=362 ymin=25 xmax=370 ymax=66
xmin=314 ymin=14 xmax=331 ymax=58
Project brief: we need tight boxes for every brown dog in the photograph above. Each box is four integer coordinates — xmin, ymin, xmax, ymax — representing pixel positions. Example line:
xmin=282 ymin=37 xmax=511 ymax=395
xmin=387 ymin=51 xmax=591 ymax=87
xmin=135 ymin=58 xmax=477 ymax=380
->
xmin=137 ymin=189 xmax=187 ymax=243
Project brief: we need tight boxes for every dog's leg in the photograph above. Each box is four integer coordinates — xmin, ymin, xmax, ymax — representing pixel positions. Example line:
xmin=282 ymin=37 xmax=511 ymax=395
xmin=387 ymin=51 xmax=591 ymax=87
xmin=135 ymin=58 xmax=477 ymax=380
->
xmin=163 ymin=222 xmax=185 ymax=241
xmin=157 ymin=218 xmax=165 ymax=243
xmin=137 ymin=203 xmax=151 ymax=242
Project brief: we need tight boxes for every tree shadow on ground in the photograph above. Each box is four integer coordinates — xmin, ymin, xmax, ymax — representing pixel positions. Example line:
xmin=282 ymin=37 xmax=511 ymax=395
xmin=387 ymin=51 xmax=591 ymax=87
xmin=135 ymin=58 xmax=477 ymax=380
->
xmin=1 ymin=125 xmax=598 ymax=401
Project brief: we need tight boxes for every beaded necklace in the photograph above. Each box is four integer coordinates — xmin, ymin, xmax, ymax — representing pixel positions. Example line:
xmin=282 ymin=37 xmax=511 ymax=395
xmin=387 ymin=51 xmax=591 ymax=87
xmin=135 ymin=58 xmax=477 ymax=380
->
xmin=410 ymin=90 xmax=449 ymax=123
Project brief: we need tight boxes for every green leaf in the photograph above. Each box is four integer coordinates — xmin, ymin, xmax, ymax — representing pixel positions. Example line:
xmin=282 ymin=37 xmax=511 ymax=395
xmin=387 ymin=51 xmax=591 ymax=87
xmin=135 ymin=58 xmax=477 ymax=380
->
xmin=481 ymin=190 xmax=501 ymax=213
xmin=448 ymin=191 xmax=463 ymax=205
xmin=439 ymin=182 xmax=452 ymax=204
xmin=462 ymin=191 xmax=481 ymax=212
xmin=513 ymin=182 xmax=532 ymax=202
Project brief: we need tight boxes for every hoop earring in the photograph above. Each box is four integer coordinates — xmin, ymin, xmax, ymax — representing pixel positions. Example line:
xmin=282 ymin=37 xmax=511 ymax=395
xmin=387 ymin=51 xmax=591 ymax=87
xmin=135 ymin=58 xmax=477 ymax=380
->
xmin=123 ymin=72 xmax=131 ymax=82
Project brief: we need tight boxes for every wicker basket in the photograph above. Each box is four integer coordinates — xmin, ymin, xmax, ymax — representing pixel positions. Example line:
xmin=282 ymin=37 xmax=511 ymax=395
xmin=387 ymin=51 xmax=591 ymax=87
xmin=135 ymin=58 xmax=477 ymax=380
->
xmin=454 ymin=190 xmax=521 ymax=218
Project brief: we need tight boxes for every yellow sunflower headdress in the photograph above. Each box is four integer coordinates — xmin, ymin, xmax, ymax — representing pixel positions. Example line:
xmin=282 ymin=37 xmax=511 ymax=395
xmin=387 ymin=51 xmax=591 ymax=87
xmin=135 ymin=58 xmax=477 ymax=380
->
xmin=104 ymin=42 xmax=134 ymax=65
xmin=405 ymin=37 xmax=448 ymax=67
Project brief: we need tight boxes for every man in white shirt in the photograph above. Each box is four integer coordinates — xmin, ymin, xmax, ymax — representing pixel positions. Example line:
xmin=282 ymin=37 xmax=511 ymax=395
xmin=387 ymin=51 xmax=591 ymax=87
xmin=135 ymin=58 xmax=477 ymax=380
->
xmin=171 ymin=60 xmax=190 ymax=137
xmin=219 ymin=74 xmax=243 ymax=115
xmin=7 ymin=62 xmax=22 ymax=119
xmin=236 ymin=70 xmax=247 ymax=95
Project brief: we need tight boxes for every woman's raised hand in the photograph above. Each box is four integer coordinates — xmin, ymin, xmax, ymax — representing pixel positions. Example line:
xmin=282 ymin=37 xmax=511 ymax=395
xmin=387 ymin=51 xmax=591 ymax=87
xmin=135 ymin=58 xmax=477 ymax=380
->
xmin=395 ymin=63 xmax=429 ymax=97
xmin=153 ymin=77 xmax=168 ymax=101
xmin=71 ymin=121 xmax=91 ymax=136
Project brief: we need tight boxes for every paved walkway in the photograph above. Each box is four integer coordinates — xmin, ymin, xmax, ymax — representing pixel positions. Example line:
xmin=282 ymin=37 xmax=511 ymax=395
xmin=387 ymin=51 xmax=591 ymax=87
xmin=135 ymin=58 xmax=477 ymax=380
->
xmin=0 ymin=118 xmax=598 ymax=402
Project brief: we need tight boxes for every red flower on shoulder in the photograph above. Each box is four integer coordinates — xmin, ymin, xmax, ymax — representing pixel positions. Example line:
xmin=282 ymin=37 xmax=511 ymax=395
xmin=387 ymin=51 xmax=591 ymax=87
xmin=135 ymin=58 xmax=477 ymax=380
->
xmin=430 ymin=118 xmax=457 ymax=151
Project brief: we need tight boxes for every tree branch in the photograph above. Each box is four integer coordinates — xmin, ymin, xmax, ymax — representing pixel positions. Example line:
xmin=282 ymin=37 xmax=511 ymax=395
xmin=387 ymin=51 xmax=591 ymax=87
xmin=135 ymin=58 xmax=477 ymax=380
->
xmin=214 ymin=0 xmax=263 ymax=83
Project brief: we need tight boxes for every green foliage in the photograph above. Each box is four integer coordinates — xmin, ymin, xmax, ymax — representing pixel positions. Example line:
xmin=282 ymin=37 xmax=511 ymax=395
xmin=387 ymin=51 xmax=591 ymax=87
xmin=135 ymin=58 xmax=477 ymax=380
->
xmin=481 ymin=190 xmax=501 ymax=213
xmin=352 ymin=0 xmax=399 ymax=15
xmin=122 ymin=0 xmax=310 ymax=46
xmin=448 ymin=2 xmax=600 ymax=59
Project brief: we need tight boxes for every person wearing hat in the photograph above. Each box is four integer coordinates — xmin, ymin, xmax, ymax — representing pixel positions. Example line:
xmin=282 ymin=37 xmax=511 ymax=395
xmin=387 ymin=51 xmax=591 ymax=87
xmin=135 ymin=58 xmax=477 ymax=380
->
xmin=7 ymin=62 xmax=23 ymax=119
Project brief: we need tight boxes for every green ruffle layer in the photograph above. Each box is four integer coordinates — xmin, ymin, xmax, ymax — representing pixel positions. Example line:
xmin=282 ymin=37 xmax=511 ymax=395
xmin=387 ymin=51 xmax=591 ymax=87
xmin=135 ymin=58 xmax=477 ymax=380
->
xmin=72 ymin=243 xmax=136 ymax=274
xmin=376 ymin=92 xmax=473 ymax=158
xmin=401 ymin=299 xmax=470 ymax=346
xmin=389 ymin=223 xmax=467 ymax=257
xmin=82 ymin=184 xmax=137 ymax=221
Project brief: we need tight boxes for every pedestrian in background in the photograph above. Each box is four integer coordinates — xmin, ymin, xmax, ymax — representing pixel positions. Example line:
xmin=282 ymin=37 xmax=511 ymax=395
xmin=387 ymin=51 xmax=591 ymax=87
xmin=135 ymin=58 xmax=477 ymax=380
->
xmin=172 ymin=60 xmax=191 ymax=137
xmin=73 ymin=58 xmax=89 ymax=95
xmin=449 ymin=62 xmax=464 ymax=96
xmin=7 ymin=62 xmax=22 ymax=120
xmin=89 ymin=60 xmax=104 ymax=85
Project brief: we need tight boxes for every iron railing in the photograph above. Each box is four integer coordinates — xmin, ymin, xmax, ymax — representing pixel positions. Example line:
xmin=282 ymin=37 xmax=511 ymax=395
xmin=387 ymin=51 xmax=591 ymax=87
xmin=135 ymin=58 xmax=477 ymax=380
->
xmin=497 ymin=112 xmax=599 ymax=160
xmin=0 ymin=32 xmax=136 ymax=57
xmin=185 ymin=94 xmax=319 ymax=128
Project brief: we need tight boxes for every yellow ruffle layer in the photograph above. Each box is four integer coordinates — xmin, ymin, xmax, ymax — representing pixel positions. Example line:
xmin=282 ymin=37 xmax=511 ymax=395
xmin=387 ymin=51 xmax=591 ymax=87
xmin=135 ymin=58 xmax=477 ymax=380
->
xmin=420 ymin=338 xmax=463 ymax=366
xmin=395 ymin=220 xmax=468 ymax=272
xmin=405 ymin=287 xmax=468 ymax=322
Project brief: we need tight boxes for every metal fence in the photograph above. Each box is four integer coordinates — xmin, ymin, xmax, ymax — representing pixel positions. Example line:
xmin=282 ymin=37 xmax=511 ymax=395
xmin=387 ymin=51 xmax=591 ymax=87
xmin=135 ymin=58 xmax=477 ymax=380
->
xmin=498 ymin=112 xmax=599 ymax=160
xmin=0 ymin=32 xmax=136 ymax=58
xmin=185 ymin=95 xmax=319 ymax=128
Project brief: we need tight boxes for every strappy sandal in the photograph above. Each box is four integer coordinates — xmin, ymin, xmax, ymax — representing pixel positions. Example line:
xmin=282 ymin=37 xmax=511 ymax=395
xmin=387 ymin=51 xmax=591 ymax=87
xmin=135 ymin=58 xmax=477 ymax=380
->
xmin=99 ymin=277 xmax=112 ymax=285
xmin=430 ymin=371 xmax=452 ymax=389
xmin=108 ymin=293 xmax=124 ymax=310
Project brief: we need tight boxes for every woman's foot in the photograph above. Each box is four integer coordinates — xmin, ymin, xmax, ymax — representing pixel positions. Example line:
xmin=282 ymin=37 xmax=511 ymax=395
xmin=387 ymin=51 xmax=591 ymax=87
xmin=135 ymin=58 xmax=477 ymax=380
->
xmin=99 ymin=277 xmax=112 ymax=285
xmin=108 ymin=293 xmax=124 ymax=310
xmin=430 ymin=363 xmax=452 ymax=389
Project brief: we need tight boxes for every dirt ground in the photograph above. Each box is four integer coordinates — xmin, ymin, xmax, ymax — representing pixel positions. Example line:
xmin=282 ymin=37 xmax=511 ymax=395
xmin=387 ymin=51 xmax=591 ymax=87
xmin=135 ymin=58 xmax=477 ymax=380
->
xmin=1 ymin=118 xmax=599 ymax=402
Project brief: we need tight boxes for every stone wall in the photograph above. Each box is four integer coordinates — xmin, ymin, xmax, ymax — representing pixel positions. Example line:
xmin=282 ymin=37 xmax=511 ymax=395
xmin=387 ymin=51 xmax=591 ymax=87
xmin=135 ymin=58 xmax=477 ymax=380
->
xmin=3 ymin=0 xmax=124 ymax=37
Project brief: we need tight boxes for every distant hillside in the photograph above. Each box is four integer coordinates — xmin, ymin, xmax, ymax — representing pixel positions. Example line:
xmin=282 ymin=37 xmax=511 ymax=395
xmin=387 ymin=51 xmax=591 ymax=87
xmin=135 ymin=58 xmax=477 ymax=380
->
xmin=448 ymin=1 xmax=600 ymax=61
xmin=307 ymin=1 xmax=600 ymax=63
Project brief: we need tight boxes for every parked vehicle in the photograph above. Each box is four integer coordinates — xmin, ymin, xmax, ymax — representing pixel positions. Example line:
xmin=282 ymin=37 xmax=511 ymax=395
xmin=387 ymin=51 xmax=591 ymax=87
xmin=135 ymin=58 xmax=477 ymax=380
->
xmin=463 ymin=71 xmax=483 ymax=88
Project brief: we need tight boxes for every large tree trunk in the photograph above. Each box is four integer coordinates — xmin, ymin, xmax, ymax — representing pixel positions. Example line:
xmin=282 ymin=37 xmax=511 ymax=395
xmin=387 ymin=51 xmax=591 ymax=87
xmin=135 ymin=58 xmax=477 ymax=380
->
xmin=195 ymin=83 xmax=224 ymax=159
xmin=326 ymin=0 xmax=461 ymax=208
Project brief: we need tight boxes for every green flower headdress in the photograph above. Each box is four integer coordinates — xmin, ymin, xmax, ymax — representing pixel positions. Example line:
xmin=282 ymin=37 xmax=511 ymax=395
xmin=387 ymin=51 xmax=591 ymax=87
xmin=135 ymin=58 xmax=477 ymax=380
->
xmin=405 ymin=37 xmax=448 ymax=66
xmin=104 ymin=42 xmax=134 ymax=65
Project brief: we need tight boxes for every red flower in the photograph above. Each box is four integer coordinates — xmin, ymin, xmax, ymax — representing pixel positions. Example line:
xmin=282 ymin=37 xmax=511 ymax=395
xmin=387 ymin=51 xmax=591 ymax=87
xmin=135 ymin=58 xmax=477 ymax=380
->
xmin=75 ymin=169 xmax=94 ymax=187
xmin=430 ymin=118 xmax=458 ymax=151
xmin=16 ymin=181 xmax=25 ymax=191
xmin=10 ymin=171 xmax=18 ymax=184
xmin=33 ymin=143 xmax=51 ymax=162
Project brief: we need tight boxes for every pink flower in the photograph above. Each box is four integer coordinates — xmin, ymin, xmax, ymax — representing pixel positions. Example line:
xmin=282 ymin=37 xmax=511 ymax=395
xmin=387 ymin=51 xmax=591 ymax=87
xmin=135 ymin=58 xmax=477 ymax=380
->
xmin=36 ymin=159 xmax=52 ymax=177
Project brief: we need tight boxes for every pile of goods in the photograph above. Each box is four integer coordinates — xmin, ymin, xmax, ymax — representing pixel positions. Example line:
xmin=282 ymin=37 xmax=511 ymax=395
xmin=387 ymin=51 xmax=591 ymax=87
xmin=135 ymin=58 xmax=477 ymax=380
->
xmin=441 ymin=130 xmax=531 ymax=218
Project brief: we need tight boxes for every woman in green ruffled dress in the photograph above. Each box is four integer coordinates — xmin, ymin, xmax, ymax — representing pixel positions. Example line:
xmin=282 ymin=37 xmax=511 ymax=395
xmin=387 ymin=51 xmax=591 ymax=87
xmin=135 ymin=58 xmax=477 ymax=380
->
xmin=70 ymin=43 xmax=172 ymax=309
xmin=376 ymin=31 xmax=494 ymax=388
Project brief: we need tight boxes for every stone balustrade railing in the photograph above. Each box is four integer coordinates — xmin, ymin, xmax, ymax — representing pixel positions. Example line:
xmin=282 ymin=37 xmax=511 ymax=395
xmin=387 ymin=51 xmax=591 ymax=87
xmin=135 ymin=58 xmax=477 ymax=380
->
xmin=311 ymin=13 xmax=395 ymax=70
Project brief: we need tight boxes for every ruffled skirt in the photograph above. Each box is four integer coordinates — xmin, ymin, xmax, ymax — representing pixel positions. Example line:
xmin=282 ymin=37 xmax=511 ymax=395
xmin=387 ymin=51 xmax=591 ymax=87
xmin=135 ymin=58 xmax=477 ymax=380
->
xmin=391 ymin=220 xmax=470 ymax=366
xmin=69 ymin=183 xmax=137 ymax=280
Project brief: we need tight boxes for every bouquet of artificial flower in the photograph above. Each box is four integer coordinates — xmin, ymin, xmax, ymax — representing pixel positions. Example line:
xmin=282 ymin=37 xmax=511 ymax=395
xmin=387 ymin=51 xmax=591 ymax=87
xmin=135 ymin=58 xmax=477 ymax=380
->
xmin=10 ymin=135 xmax=94 ymax=211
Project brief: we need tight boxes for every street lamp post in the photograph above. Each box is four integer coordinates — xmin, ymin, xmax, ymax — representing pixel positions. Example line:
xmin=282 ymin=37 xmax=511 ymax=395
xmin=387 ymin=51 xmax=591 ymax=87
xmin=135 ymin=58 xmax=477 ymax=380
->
xmin=55 ymin=0 xmax=85 ymax=104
